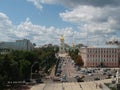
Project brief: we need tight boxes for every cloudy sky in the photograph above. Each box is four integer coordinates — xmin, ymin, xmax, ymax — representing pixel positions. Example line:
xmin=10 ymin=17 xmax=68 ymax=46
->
xmin=0 ymin=0 xmax=120 ymax=46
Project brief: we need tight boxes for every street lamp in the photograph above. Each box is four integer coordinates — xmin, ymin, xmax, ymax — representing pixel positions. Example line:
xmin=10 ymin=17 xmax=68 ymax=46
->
xmin=116 ymin=69 xmax=119 ymax=84
xmin=62 ymin=82 xmax=64 ymax=90
xmin=30 ymin=62 xmax=38 ymax=81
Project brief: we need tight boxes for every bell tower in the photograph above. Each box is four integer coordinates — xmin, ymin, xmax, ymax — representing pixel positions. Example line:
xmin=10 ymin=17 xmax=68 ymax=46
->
xmin=59 ymin=35 xmax=65 ymax=53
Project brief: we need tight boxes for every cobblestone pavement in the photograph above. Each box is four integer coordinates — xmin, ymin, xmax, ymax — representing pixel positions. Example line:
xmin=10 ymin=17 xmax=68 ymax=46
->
xmin=30 ymin=79 xmax=111 ymax=90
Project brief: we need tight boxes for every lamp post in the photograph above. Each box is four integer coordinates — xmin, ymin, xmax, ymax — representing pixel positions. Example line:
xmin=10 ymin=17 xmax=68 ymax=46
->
xmin=116 ymin=70 xmax=119 ymax=84
xmin=62 ymin=82 xmax=64 ymax=90
xmin=30 ymin=62 xmax=38 ymax=81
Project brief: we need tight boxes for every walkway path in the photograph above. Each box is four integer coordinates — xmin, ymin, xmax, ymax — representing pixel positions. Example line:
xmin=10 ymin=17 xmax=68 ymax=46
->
xmin=49 ymin=65 xmax=56 ymax=79
xmin=30 ymin=79 xmax=111 ymax=90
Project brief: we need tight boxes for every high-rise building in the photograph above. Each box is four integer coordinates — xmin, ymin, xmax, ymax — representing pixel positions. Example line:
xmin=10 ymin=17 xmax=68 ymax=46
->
xmin=80 ymin=45 xmax=120 ymax=67
xmin=0 ymin=39 xmax=34 ymax=54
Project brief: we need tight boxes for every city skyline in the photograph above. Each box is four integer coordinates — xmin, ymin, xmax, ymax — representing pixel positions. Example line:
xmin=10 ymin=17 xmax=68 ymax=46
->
xmin=0 ymin=0 xmax=120 ymax=46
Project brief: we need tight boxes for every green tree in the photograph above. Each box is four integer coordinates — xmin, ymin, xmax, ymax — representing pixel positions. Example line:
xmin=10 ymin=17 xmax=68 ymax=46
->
xmin=69 ymin=49 xmax=84 ymax=67
xmin=74 ymin=55 xmax=84 ymax=66
xmin=19 ymin=59 xmax=31 ymax=80
xmin=9 ymin=60 xmax=19 ymax=82
xmin=0 ymin=45 xmax=58 ymax=89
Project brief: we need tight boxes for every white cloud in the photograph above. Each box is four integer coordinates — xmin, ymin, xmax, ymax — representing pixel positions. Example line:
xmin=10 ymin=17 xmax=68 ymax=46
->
xmin=15 ymin=18 xmax=79 ymax=45
xmin=0 ymin=13 xmax=78 ymax=45
xmin=26 ymin=0 xmax=120 ymax=10
xmin=27 ymin=0 xmax=43 ymax=10
xmin=0 ymin=13 xmax=113 ymax=46
xmin=24 ymin=0 xmax=120 ymax=45
xmin=59 ymin=5 xmax=120 ymax=45
xmin=41 ymin=0 xmax=57 ymax=4
xmin=0 ymin=5 xmax=120 ymax=46
xmin=0 ymin=13 xmax=15 ymax=41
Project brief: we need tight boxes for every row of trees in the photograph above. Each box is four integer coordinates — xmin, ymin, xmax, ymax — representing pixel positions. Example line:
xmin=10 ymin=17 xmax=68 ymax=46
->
xmin=0 ymin=46 xmax=58 ymax=89
xmin=69 ymin=49 xmax=84 ymax=66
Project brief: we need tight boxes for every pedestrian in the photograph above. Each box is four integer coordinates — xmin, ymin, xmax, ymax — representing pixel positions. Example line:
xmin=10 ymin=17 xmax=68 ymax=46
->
xmin=99 ymin=83 xmax=102 ymax=88
xmin=79 ymin=84 xmax=82 ymax=88
xmin=96 ymin=83 xmax=98 ymax=88
xmin=79 ymin=84 xmax=83 ymax=89
xmin=62 ymin=86 xmax=65 ymax=90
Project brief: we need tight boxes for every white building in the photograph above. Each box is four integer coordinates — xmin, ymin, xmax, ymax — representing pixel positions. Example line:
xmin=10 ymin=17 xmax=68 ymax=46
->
xmin=59 ymin=35 xmax=65 ymax=54
xmin=80 ymin=45 xmax=120 ymax=67
xmin=0 ymin=39 xmax=34 ymax=53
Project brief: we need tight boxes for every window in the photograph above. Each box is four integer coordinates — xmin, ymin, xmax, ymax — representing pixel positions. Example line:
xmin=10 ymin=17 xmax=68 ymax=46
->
xmin=87 ymin=54 xmax=89 ymax=57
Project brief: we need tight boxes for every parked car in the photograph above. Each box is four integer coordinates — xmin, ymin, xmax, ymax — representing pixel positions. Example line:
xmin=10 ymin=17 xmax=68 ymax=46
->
xmin=53 ymin=77 xmax=61 ymax=82
xmin=35 ymin=78 xmax=43 ymax=83
xmin=74 ymin=76 xmax=84 ymax=82
xmin=94 ymin=77 xmax=100 ymax=80
xmin=56 ymin=73 xmax=61 ymax=76
xmin=61 ymin=78 xmax=67 ymax=82
xmin=76 ymin=77 xmax=84 ymax=82
xmin=88 ymin=73 xmax=93 ymax=76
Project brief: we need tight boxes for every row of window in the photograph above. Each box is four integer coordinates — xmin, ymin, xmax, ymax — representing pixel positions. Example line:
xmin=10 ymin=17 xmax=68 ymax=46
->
xmin=88 ymin=59 xmax=118 ymax=62
xmin=87 ymin=49 xmax=119 ymax=53
xmin=87 ymin=54 xmax=117 ymax=57
xmin=87 ymin=63 xmax=118 ymax=66
xmin=88 ymin=50 xmax=118 ymax=53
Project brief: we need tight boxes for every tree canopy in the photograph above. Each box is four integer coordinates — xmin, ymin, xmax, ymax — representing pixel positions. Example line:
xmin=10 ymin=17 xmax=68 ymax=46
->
xmin=69 ymin=49 xmax=84 ymax=66
xmin=0 ymin=46 xmax=58 ymax=89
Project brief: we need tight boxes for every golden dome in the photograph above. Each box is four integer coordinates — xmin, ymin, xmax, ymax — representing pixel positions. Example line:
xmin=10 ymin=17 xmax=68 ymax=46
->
xmin=60 ymin=35 xmax=64 ymax=41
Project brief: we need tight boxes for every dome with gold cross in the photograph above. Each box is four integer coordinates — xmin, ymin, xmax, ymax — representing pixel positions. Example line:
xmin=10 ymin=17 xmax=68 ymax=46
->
xmin=60 ymin=35 xmax=64 ymax=42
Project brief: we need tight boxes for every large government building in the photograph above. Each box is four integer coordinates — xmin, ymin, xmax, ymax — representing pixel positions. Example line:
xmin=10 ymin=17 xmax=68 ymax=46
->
xmin=0 ymin=39 xmax=34 ymax=54
xmin=80 ymin=45 xmax=120 ymax=67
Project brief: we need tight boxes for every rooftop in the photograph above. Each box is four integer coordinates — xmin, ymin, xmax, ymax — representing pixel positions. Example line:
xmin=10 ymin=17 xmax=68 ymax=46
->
xmin=82 ymin=45 xmax=119 ymax=48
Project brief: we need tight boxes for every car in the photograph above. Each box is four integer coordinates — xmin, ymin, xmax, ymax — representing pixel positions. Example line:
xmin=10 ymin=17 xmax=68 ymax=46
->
xmin=75 ymin=76 xmax=84 ymax=82
xmin=62 ymin=74 xmax=66 ymax=78
xmin=111 ymin=80 xmax=116 ymax=84
xmin=73 ymin=74 xmax=79 ymax=78
xmin=107 ymin=74 xmax=112 ymax=77
xmin=76 ymin=77 xmax=84 ymax=82
xmin=88 ymin=73 xmax=93 ymax=76
xmin=56 ymin=73 xmax=61 ymax=76
xmin=57 ymin=69 xmax=62 ymax=73
xmin=61 ymin=78 xmax=67 ymax=82
xmin=81 ymin=75 xmax=85 ymax=78
xmin=53 ymin=77 xmax=61 ymax=82
xmin=74 ymin=75 xmax=80 ymax=79
xmin=78 ymin=79 xmax=84 ymax=82
xmin=25 ymin=79 xmax=31 ymax=82
xmin=35 ymin=78 xmax=43 ymax=83
xmin=105 ymin=76 xmax=111 ymax=79
xmin=94 ymin=77 xmax=100 ymax=80
xmin=103 ymin=72 xmax=106 ymax=75
xmin=87 ymin=70 xmax=92 ymax=73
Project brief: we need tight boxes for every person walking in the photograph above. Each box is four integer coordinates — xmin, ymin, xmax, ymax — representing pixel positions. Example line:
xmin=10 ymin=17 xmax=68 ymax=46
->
xmin=96 ymin=83 xmax=98 ymax=88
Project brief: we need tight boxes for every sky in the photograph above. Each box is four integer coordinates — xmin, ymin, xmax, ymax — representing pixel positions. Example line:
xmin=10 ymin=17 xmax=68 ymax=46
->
xmin=0 ymin=0 xmax=120 ymax=46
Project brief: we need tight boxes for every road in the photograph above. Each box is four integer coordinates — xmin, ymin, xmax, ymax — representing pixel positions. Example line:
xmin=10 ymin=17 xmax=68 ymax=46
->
xmin=30 ymin=79 xmax=111 ymax=90
xmin=30 ymin=54 xmax=114 ymax=90
xmin=42 ymin=55 xmax=114 ymax=83
xmin=61 ymin=57 xmax=77 ymax=82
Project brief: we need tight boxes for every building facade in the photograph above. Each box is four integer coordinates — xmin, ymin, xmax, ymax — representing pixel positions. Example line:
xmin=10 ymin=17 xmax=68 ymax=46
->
xmin=59 ymin=35 xmax=65 ymax=54
xmin=0 ymin=39 xmax=34 ymax=54
xmin=80 ymin=46 xmax=120 ymax=67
